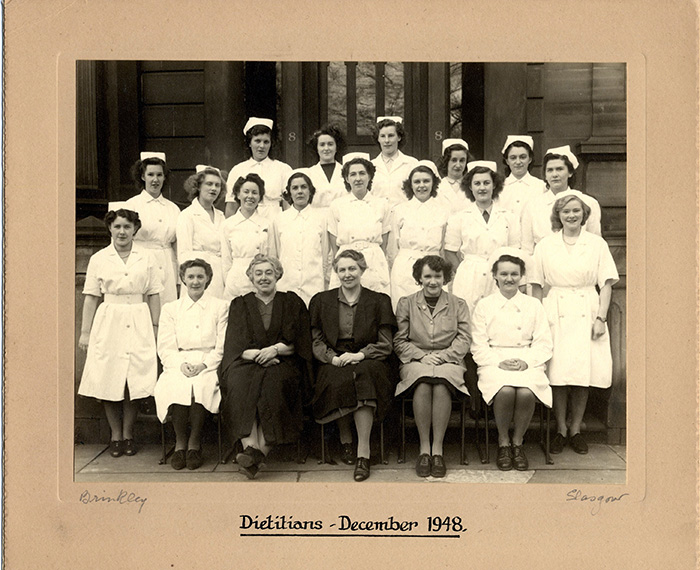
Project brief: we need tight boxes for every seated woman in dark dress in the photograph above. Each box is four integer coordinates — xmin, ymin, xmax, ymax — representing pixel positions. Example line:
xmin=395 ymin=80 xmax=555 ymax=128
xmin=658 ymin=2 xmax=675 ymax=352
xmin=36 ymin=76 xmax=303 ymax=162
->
xmin=309 ymin=249 xmax=397 ymax=482
xmin=219 ymin=254 xmax=312 ymax=479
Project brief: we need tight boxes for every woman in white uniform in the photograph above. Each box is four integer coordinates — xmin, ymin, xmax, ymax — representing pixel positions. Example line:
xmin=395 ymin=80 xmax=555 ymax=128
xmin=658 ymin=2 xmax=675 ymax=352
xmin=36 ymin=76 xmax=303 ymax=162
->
xmin=471 ymin=248 xmax=553 ymax=471
xmin=498 ymin=135 xmax=546 ymax=222
xmin=177 ymin=165 xmax=227 ymax=298
xmin=78 ymin=208 xmax=162 ymax=458
xmin=521 ymin=145 xmax=601 ymax=254
xmin=154 ymin=259 xmax=228 ymax=470
xmin=370 ymin=116 xmax=418 ymax=210
xmin=389 ymin=160 xmax=450 ymax=310
xmin=444 ymin=161 xmax=520 ymax=315
xmin=224 ymin=117 xmax=293 ymax=221
xmin=125 ymin=152 xmax=181 ymax=305
xmin=530 ymin=194 xmax=619 ymax=455
xmin=436 ymin=138 xmax=470 ymax=214
xmin=328 ymin=154 xmax=392 ymax=295
xmin=270 ymin=169 xmax=330 ymax=305
xmin=220 ymin=173 xmax=271 ymax=302
xmin=306 ymin=124 xmax=346 ymax=212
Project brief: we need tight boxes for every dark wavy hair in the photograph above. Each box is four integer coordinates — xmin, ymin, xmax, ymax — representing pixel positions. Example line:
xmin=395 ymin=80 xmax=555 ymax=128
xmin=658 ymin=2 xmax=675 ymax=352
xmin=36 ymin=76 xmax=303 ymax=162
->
xmin=332 ymin=249 xmax=368 ymax=272
xmin=491 ymin=254 xmax=526 ymax=277
xmin=179 ymin=258 xmax=214 ymax=288
xmin=130 ymin=157 xmax=170 ymax=191
xmin=282 ymin=172 xmax=317 ymax=205
xmin=232 ymin=173 xmax=266 ymax=204
xmin=402 ymin=165 xmax=439 ymax=200
xmin=183 ymin=167 xmax=228 ymax=202
xmin=372 ymin=118 xmax=406 ymax=150
xmin=412 ymin=255 xmax=453 ymax=285
xmin=542 ymin=152 xmax=577 ymax=189
xmin=462 ymin=167 xmax=505 ymax=202
xmin=243 ymin=124 xmax=277 ymax=160
xmin=550 ymin=194 xmax=591 ymax=231
xmin=502 ymin=142 xmax=534 ymax=177
xmin=341 ymin=158 xmax=376 ymax=192
xmin=307 ymin=124 xmax=347 ymax=161
xmin=437 ymin=143 xmax=470 ymax=177
xmin=104 ymin=208 xmax=142 ymax=235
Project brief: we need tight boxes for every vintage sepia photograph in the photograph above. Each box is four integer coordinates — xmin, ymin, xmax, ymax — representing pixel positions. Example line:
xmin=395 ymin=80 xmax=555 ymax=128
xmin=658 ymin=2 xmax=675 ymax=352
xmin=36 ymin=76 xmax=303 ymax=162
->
xmin=74 ymin=60 xmax=627 ymax=485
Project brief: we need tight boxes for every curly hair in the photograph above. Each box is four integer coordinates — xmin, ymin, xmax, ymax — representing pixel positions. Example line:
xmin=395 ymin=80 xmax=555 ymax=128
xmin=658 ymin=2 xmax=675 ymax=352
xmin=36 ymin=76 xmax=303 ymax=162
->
xmin=130 ymin=157 xmax=169 ymax=191
xmin=282 ymin=172 xmax=317 ymax=205
xmin=412 ymin=255 xmax=453 ymax=285
xmin=243 ymin=124 xmax=277 ymax=159
xmin=372 ymin=118 xmax=406 ymax=149
xmin=104 ymin=208 xmax=142 ymax=235
xmin=402 ymin=165 xmax=439 ymax=200
xmin=245 ymin=254 xmax=284 ymax=282
xmin=550 ymin=194 xmax=591 ymax=231
xmin=179 ymin=258 xmax=214 ymax=288
xmin=462 ymin=167 xmax=505 ymax=202
xmin=183 ymin=167 xmax=228 ymax=202
xmin=307 ymin=124 xmax=347 ymax=161
xmin=332 ymin=249 xmax=368 ymax=272
xmin=341 ymin=158 xmax=376 ymax=192
xmin=437 ymin=143 xmax=470 ymax=178
xmin=232 ymin=173 xmax=266 ymax=204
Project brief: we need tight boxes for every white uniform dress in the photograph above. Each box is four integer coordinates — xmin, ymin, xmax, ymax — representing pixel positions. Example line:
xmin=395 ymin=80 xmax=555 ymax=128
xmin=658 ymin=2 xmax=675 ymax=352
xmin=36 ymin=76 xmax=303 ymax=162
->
xmin=471 ymin=290 xmax=553 ymax=406
xmin=307 ymin=162 xmax=345 ymax=214
xmin=498 ymin=172 xmax=546 ymax=222
xmin=225 ymin=157 xmax=293 ymax=221
xmin=328 ymin=192 xmax=392 ymax=295
xmin=521 ymin=187 xmax=601 ymax=255
xmin=176 ymin=199 xmax=225 ymax=298
xmin=389 ymin=197 xmax=449 ymax=309
xmin=444 ymin=203 xmax=520 ymax=315
xmin=371 ymin=151 xmax=419 ymax=211
xmin=270 ymin=205 xmax=330 ymax=305
xmin=78 ymin=243 xmax=162 ymax=401
xmin=529 ymin=230 xmax=619 ymax=388
xmin=220 ymin=210 xmax=270 ymax=301
xmin=125 ymin=190 xmax=181 ymax=305
xmin=154 ymin=293 xmax=229 ymax=422
xmin=436 ymin=177 xmax=469 ymax=214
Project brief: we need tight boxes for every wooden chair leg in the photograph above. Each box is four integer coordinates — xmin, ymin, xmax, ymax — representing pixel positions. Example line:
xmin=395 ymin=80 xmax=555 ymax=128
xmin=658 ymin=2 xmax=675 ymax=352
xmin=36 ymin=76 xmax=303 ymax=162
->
xmin=160 ymin=421 xmax=167 ymax=465
xmin=380 ymin=421 xmax=387 ymax=464
xmin=398 ymin=398 xmax=407 ymax=464
xmin=460 ymin=397 xmax=468 ymax=465
xmin=319 ymin=423 xmax=326 ymax=464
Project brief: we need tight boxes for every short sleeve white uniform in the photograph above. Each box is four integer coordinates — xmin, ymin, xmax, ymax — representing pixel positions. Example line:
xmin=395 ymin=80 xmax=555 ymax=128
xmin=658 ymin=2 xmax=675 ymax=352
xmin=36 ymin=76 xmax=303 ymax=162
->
xmin=370 ymin=151 xmax=418 ymax=211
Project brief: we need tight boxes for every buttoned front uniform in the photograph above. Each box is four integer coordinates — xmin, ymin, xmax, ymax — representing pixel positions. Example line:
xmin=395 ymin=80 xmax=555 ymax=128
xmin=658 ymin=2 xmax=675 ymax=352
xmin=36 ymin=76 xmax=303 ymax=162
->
xmin=270 ymin=205 xmax=330 ymax=305
xmin=529 ymin=230 xmax=619 ymax=388
xmin=520 ymin=188 xmax=601 ymax=255
xmin=498 ymin=172 xmax=546 ymax=222
xmin=436 ymin=177 xmax=469 ymax=214
xmin=176 ymin=199 xmax=225 ymax=298
xmin=444 ymin=203 xmax=520 ymax=315
xmin=225 ymin=157 xmax=293 ymax=221
xmin=307 ymin=162 xmax=345 ymax=213
xmin=371 ymin=151 xmax=419 ymax=210
xmin=393 ymin=291 xmax=471 ymax=396
xmin=389 ymin=197 xmax=449 ymax=309
xmin=471 ymin=290 xmax=553 ymax=406
xmin=328 ymin=192 xmax=392 ymax=295
xmin=125 ymin=190 xmax=181 ymax=305
xmin=154 ymin=294 xmax=229 ymax=422
xmin=220 ymin=210 xmax=270 ymax=301
xmin=78 ymin=243 xmax=163 ymax=401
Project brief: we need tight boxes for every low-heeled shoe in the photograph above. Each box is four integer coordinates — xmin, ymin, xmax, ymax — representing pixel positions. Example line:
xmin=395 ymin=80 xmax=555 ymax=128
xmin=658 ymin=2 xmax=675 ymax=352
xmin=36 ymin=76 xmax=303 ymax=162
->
xmin=430 ymin=455 xmax=446 ymax=478
xmin=511 ymin=445 xmax=529 ymax=471
xmin=186 ymin=448 xmax=204 ymax=470
xmin=415 ymin=453 xmax=431 ymax=477
xmin=109 ymin=440 xmax=123 ymax=458
xmin=550 ymin=432 xmax=566 ymax=454
xmin=569 ymin=433 xmax=589 ymax=455
xmin=496 ymin=445 xmax=513 ymax=471
xmin=171 ymin=449 xmax=187 ymax=470
xmin=123 ymin=439 xmax=137 ymax=456
xmin=354 ymin=457 xmax=370 ymax=481
xmin=340 ymin=443 xmax=355 ymax=466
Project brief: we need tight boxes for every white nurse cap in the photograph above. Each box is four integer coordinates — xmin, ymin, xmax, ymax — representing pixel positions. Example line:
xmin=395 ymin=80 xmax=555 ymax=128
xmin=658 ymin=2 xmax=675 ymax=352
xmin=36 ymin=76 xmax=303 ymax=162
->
xmin=442 ymin=138 xmax=469 ymax=153
xmin=467 ymin=160 xmax=497 ymax=173
xmin=196 ymin=164 xmax=222 ymax=175
xmin=501 ymin=135 xmax=534 ymax=155
xmin=140 ymin=151 xmax=166 ymax=161
xmin=287 ymin=168 xmax=312 ymax=184
xmin=414 ymin=159 xmax=440 ymax=179
xmin=107 ymin=201 xmax=132 ymax=211
xmin=342 ymin=152 xmax=371 ymax=164
xmin=376 ymin=116 xmax=403 ymax=123
xmin=545 ymin=145 xmax=579 ymax=169
xmin=243 ymin=117 xmax=274 ymax=134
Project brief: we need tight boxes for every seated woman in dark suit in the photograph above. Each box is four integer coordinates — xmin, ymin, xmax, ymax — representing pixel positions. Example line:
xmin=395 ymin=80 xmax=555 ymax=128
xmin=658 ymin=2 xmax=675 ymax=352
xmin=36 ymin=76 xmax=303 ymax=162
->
xmin=219 ymin=254 xmax=312 ymax=479
xmin=309 ymin=249 xmax=397 ymax=482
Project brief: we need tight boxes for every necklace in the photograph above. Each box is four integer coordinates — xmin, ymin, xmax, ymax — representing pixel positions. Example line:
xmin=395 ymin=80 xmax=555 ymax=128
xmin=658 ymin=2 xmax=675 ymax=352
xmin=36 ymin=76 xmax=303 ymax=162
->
xmin=562 ymin=234 xmax=579 ymax=245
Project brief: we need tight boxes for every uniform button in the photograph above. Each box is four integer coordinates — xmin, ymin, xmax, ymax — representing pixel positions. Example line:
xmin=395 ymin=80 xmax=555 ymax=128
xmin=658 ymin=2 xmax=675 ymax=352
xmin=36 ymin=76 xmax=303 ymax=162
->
xmin=195 ymin=325 xmax=199 ymax=329
xmin=125 ymin=273 xmax=128 ymax=276
xmin=517 ymin=326 xmax=521 ymax=330
xmin=126 ymin=324 xmax=130 ymax=328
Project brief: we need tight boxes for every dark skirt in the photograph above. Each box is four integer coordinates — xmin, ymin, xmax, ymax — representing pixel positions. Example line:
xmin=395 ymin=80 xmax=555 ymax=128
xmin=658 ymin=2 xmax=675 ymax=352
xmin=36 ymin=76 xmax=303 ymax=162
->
xmin=312 ymin=342 xmax=395 ymax=423
xmin=220 ymin=357 xmax=303 ymax=446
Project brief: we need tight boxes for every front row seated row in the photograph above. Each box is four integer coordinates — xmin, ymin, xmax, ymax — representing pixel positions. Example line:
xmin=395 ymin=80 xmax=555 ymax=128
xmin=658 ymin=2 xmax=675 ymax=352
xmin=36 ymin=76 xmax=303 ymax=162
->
xmin=78 ymin=208 xmax=616 ymax=481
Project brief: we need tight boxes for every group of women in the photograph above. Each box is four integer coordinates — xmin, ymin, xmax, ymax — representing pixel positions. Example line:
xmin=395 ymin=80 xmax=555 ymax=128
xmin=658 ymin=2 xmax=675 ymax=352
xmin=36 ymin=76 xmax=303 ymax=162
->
xmin=77 ymin=116 xmax=619 ymax=480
